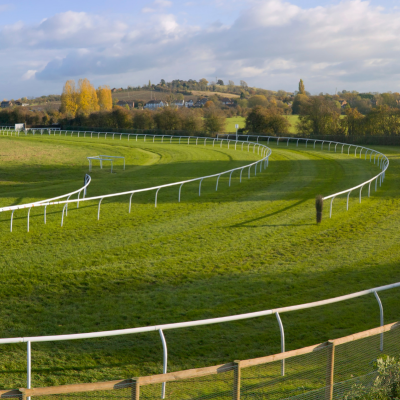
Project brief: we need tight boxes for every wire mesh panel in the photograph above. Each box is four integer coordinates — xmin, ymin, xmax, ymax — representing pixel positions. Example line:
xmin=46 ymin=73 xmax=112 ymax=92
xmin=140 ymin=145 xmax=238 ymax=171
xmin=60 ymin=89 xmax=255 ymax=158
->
xmin=140 ymin=368 xmax=235 ymax=400
xmin=333 ymin=327 xmax=400 ymax=400
xmin=32 ymin=384 xmax=133 ymax=400
xmin=240 ymin=345 xmax=332 ymax=400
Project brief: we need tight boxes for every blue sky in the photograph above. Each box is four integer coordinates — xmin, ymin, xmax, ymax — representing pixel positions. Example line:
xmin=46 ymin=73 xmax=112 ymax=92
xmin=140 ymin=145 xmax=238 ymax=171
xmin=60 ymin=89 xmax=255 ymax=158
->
xmin=1 ymin=0 xmax=400 ymax=99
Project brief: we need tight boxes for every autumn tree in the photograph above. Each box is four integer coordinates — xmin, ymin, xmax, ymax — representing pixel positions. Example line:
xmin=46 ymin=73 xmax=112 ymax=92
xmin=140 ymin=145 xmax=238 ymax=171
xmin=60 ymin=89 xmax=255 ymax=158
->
xmin=77 ymin=79 xmax=99 ymax=115
xmin=97 ymin=85 xmax=112 ymax=111
xmin=60 ymin=80 xmax=78 ymax=117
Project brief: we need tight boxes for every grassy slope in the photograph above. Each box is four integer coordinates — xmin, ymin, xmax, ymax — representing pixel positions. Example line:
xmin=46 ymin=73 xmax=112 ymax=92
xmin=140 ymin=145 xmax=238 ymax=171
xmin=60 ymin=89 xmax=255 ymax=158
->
xmin=225 ymin=116 xmax=299 ymax=133
xmin=0 ymin=135 xmax=399 ymax=389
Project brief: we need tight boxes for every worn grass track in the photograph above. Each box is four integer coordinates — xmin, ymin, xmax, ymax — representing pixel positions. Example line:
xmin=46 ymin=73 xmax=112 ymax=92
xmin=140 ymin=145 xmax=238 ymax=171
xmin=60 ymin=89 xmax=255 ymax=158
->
xmin=0 ymin=135 xmax=399 ymax=388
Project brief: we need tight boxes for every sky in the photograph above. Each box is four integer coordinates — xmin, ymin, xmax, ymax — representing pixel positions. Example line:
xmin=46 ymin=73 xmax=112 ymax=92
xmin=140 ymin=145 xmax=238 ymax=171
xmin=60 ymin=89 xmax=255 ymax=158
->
xmin=1 ymin=0 xmax=400 ymax=99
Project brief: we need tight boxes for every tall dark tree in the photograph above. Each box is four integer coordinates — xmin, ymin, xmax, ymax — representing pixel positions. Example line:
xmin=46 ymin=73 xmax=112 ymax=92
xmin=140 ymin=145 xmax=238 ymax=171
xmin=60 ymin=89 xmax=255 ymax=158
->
xmin=299 ymin=79 xmax=306 ymax=95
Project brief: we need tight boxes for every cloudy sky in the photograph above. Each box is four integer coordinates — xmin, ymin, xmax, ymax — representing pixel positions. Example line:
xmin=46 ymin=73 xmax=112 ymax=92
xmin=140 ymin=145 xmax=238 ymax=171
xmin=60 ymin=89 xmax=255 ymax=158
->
xmin=0 ymin=0 xmax=400 ymax=99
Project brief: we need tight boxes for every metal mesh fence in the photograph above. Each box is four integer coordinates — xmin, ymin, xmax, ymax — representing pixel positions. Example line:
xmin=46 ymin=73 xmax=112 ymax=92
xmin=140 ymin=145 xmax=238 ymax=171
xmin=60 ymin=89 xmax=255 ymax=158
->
xmin=241 ymin=344 xmax=332 ymax=400
xmin=20 ymin=323 xmax=400 ymax=400
xmin=140 ymin=368 xmax=236 ymax=400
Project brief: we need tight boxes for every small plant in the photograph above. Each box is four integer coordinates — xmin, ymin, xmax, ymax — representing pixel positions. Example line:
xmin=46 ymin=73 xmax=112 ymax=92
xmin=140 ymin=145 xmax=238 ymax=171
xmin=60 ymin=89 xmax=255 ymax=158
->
xmin=315 ymin=195 xmax=323 ymax=224
xmin=343 ymin=355 xmax=400 ymax=400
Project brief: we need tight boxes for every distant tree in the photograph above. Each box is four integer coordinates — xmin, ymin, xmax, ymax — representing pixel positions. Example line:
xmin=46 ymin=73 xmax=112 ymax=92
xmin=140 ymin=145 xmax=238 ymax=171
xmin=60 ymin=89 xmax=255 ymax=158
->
xmin=228 ymin=80 xmax=235 ymax=87
xmin=180 ymin=108 xmax=203 ymax=132
xmin=96 ymin=85 xmax=112 ymax=111
xmin=240 ymin=92 xmax=246 ymax=99
xmin=292 ymin=94 xmax=309 ymax=114
xmin=133 ymin=110 xmax=154 ymax=129
xmin=154 ymin=108 xmax=182 ymax=130
xmin=296 ymin=96 xmax=343 ymax=135
xmin=203 ymin=109 xmax=226 ymax=133
xmin=204 ymin=100 xmax=214 ymax=108
xmin=111 ymin=107 xmax=132 ymax=129
xmin=160 ymin=79 xmax=166 ymax=86
xmin=245 ymin=106 xmax=290 ymax=134
xmin=175 ymin=93 xmax=184 ymax=101
xmin=240 ymin=80 xmax=248 ymax=88
xmin=199 ymin=78 xmax=209 ymax=91
xmin=299 ymin=79 xmax=306 ymax=95
xmin=77 ymin=78 xmax=99 ymax=115
xmin=248 ymin=95 xmax=268 ymax=108
xmin=60 ymin=80 xmax=78 ymax=117
xmin=236 ymin=99 xmax=248 ymax=108
xmin=345 ymin=107 xmax=364 ymax=135
xmin=217 ymin=79 xmax=224 ymax=85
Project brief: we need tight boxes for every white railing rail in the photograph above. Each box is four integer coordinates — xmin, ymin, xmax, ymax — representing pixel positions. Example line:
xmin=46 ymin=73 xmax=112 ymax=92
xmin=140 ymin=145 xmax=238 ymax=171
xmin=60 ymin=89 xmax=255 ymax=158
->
xmin=0 ymin=131 xmax=271 ymax=231
xmin=219 ymin=133 xmax=389 ymax=218
xmin=0 ymin=280 xmax=397 ymax=398
xmin=2 ymin=174 xmax=92 ymax=232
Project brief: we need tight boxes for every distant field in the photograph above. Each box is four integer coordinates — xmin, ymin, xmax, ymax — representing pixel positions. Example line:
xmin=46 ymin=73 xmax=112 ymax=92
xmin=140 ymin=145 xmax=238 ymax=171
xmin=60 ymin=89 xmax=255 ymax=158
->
xmin=191 ymin=90 xmax=239 ymax=98
xmin=225 ymin=115 xmax=299 ymax=134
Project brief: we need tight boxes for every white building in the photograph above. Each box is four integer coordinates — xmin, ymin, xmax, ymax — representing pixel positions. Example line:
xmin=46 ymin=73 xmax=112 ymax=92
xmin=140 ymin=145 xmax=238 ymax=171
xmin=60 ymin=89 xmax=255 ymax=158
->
xmin=144 ymin=100 xmax=168 ymax=109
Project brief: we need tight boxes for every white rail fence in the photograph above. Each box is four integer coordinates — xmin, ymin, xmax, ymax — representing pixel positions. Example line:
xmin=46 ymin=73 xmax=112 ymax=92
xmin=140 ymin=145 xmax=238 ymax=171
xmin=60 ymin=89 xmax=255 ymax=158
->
xmin=0 ymin=129 xmax=389 ymax=232
xmin=0 ymin=131 xmax=272 ymax=232
xmin=0 ymin=281 xmax=397 ymax=398
xmin=219 ymin=133 xmax=389 ymax=218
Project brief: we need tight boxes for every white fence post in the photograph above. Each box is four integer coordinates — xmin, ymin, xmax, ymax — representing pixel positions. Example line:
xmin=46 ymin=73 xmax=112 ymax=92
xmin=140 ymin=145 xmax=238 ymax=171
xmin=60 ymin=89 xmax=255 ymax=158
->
xmin=159 ymin=329 xmax=168 ymax=399
xmin=374 ymin=291 xmax=384 ymax=351
xmin=275 ymin=312 xmax=285 ymax=376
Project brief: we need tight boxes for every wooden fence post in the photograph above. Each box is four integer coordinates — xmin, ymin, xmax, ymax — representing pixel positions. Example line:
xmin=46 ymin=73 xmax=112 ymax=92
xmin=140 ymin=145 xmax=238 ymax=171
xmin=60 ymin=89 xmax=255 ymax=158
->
xmin=233 ymin=361 xmax=241 ymax=400
xmin=325 ymin=341 xmax=335 ymax=400
xmin=131 ymin=378 xmax=140 ymax=400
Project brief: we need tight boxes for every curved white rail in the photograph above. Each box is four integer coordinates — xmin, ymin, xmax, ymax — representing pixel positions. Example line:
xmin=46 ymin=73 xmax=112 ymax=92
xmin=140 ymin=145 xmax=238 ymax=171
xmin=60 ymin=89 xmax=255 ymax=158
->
xmin=220 ymin=133 xmax=389 ymax=218
xmin=0 ymin=132 xmax=271 ymax=231
xmin=1 ymin=175 xmax=92 ymax=232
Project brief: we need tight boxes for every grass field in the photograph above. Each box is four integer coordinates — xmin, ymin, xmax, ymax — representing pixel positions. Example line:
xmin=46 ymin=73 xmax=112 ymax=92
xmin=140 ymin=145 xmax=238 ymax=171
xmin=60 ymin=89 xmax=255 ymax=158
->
xmin=0 ymin=134 xmax=399 ymax=390
xmin=225 ymin=116 xmax=299 ymax=133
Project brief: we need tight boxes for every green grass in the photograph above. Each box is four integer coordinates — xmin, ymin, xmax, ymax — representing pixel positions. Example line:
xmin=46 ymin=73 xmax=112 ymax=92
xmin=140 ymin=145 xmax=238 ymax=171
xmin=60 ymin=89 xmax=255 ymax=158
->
xmin=225 ymin=116 xmax=299 ymax=133
xmin=225 ymin=117 xmax=246 ymax=132
xmin=0 ymin=134 xmax=399 ymax=390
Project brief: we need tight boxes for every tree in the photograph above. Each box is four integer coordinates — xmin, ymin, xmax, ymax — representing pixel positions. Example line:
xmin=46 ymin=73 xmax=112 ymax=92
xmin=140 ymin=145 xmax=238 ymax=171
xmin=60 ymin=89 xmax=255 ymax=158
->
xmin=228 ymin=80 xmax=235 ymax=87
xmin=203 ymin=109 xmax=226 ymax=133
xmin=199 ymin=78 xmax=209 ymax=91
xmin=77 ymin=78 xmax=99 ymax=115
xmin=154 ymin=108 xmax=182 ymax=130
xmin=60 ymin=80 xmax=78 ymax=117
xmin=179 ymin=108 xmax=203 ymax=132
xmin=217 ymin=79 xmax=224 ymax=85
xmin=292 ymin=94 xmax=308 ymax=114
xmin=160 ymin=79 xmax=166 ymax=86
xmin=133 ymin=110 xmax=154 ymax=129
xmin=296 ymin=96 xmax=343 ymax=135
xmin=299 ymin=79 xmax=305 ymax=95
xmin=204 ymin=100 xmax=214 ymax=108
xmin=245 ymin=106 xmax=290 ymax=134
xmin=240 ymin=80 xmax=248 ymax=88
xmin=248 ymin=95 xmax=268 ymax=108
xmin=97 ymin=85 xmax=112 ymax=111
xmin=345 ymin=107 xmax=364 ymax=135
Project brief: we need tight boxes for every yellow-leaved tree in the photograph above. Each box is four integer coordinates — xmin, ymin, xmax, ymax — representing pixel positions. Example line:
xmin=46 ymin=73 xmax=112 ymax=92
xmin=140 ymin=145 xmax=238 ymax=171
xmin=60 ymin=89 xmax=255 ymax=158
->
xmin=97 ymin=85 xmax=112 ymax=111
xmin=77 ymin=78 xmax=99 ymax=115
xmin=60 ymin=80 xmax=78 ymax=117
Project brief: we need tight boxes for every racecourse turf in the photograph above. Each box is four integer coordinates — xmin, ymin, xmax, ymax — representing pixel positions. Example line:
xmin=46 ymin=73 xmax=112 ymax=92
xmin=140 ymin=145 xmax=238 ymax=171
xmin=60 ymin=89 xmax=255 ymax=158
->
xmin=0 ymin=134 xmax=399 ymax=388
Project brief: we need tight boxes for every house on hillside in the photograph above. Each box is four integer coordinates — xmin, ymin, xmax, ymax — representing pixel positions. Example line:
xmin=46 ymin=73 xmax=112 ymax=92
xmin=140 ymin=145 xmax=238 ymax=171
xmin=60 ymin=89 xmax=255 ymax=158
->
xmin=185 ymin=99 xmax=194 ymax=108
xmin=171 ymin=100 xmax=185 ymax=108
xmin=220 ymin=97 xmax=235 ymax=106
xmin=117 ymin=100 xmax=135 ymax=108
xmin=193 ymin=98 xmax=209 ymax=108
xmin=144 ymin=100 xmax=167 ymax=109
xmin=1 ymin=101 xmax=13 ymax=108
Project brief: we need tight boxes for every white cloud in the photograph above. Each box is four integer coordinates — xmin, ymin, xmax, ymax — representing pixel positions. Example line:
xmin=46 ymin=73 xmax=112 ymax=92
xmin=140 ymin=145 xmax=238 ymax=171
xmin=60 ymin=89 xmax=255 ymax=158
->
xmin=3 ymin=0 xmax=400 ymax=98
xmin=22 ymin=70 xmax=37 ymax=80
